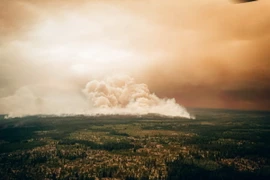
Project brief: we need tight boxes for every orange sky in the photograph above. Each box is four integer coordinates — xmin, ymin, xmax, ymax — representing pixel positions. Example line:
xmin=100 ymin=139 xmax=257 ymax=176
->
xmin=0 ymin=0 xmax=270 ymax=112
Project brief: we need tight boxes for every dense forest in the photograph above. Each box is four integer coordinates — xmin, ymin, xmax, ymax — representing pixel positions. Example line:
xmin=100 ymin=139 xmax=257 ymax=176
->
xmin=0 ymin=109 xmax=270 ymax=179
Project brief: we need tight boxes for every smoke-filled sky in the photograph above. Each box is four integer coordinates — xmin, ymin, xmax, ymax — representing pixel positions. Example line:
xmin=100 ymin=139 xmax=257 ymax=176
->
xmin=0 ymin=0 xmax=270 ymax=116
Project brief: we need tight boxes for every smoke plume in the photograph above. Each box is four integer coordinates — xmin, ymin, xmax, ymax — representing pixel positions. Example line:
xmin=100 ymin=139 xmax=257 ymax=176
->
xmin=2 ymin=75 xmax=192 ymax=119
xmin=82 ymin=75 xmax=192 ymax=118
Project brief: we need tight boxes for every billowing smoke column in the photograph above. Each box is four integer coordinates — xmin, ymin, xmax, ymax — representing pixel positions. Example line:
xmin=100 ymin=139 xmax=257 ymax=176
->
xmin=83 ymin=75 xmax=193 ymax=118
xmin=2 ymin=75 xmax=193 ymax=119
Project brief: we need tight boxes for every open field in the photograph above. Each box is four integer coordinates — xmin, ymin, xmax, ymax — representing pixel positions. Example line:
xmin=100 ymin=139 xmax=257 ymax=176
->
xmin=0 ymin=109 xmax=270 ymax=179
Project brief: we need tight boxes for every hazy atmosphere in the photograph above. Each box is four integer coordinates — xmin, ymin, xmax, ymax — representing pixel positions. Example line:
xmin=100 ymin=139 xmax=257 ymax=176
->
xmin=1 ymin=1 xmax=270 ymax=179
xmin=1 ymin=0 xmax=270 ymax=117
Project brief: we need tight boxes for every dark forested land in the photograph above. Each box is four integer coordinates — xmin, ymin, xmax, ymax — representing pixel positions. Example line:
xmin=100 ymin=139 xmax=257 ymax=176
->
xmin=0 ymin=109 xmax=270 ymax=180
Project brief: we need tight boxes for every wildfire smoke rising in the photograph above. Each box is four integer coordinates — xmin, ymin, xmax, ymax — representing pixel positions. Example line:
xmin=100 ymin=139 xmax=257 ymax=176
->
xmin=1 ymin=0 xmax=270 ymax=113
xmin=2 ymin=75 xmax=192 ymax=119
xmin=83 ymin=75 xmax=192 ymax=118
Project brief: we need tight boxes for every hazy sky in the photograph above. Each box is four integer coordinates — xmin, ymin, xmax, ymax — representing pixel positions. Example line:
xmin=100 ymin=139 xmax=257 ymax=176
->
xmin=0 ymin=0 xmax=270 ymax=114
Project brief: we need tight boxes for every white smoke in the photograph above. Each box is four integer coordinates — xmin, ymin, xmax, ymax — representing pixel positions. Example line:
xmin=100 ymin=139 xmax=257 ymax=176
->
xmin=1 ymin=86 xmax=88 ymax=118
xmin=82 ymin=75 xmax=192 ymax=118
xmin=1 ymin=75 xmax=193 ymax=119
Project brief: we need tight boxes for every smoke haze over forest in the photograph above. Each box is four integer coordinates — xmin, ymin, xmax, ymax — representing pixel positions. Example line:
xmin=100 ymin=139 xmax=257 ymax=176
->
xmin=0 ymin=0 xmax=270 ymax=117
